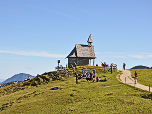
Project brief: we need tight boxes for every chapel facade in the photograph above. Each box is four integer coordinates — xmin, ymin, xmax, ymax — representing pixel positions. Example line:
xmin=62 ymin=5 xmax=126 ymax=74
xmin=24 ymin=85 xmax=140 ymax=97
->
xmin=66 ymin=34 xmax=96 ymax=67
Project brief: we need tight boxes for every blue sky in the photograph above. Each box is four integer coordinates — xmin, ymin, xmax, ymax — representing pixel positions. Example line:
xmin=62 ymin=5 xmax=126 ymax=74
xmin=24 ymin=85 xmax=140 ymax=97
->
xmin=0 ymin=0 xmax=152 ymax=79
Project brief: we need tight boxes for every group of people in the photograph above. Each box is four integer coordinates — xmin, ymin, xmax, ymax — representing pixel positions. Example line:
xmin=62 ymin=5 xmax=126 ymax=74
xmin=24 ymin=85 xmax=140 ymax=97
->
xmin=101 ymin=62 xmax=109 ymax=67
xmin=82 ymin=69 xmax=107 ymax=82
xmin=83 ymin=69 xmax=96 ymax=82
xmin=24 ymin=76 xmax=31 ymax=81
xmin=70 ymin=62 xmax=77 ymax=69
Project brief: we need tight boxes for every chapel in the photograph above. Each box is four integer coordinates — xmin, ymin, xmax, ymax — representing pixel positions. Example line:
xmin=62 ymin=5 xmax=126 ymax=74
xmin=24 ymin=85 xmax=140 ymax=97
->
xmin=66 ymin=34 xmax=96 ymax=67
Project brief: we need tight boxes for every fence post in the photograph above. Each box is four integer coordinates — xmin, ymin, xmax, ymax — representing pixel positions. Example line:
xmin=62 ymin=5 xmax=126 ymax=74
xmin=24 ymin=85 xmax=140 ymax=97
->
xmin=149 ymin=84 xmax=150 ymax=93
xmin=68 ymin=72 xmax=69 ymax=78
xmin=125 ymin=77 xmax=126 ymax=84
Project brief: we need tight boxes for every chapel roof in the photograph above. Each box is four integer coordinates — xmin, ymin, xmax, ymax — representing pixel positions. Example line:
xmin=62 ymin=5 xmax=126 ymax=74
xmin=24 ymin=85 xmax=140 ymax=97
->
xmin=66 ymin=44 xmax=95 ymax=58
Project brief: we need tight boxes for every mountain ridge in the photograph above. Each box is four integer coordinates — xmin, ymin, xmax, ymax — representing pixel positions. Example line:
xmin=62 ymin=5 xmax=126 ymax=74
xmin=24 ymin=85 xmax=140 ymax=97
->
xmin=3 ymin=73 xmax=35 ymax=83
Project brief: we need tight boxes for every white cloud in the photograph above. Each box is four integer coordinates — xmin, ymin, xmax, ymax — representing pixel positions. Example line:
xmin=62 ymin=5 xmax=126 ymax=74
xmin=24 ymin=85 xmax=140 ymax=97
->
xmin=96 ymin=51 xmax=152 ymax=59
xmin=27 ymin=4 xmax=78 ymax=19
xmin=114 ymin=55 xmax=126 ymax=59
xmin=147 ymin=55 xmax=152 ymax=58
xmin=81 ymin=10 xmax=92 ymax=15
xmin=0 ymin=50 xmax=67 ymax=58
xmin=105 ymin=52 xmax=113 ymax=54
xmin=129 ymin=55 xmax=144 ymax=59
xmin=129 ymin=54 xmax=152 ymax=59
xmin=95 ymin=52 xmax=102 ymax=54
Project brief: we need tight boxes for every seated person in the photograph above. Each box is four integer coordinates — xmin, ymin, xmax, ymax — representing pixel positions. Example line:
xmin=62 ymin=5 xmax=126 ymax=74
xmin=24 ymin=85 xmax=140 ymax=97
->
xmin=27 ymin=76 xmax=31 ymax=80
xmin=24 ymin=78 xmax=27 ymax=81
xmin=86 ymin=72 xmax=89 ymax=77
xmin=83 ymin=71 xmax=86 ymax=77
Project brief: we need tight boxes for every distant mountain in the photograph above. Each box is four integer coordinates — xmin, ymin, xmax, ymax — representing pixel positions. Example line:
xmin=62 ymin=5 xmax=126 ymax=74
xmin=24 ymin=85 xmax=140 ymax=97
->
xmin=3 ymin=73 xmax=35 ymax=83
xmin=0 ymin=79 xmax=6 ymax=83
xmin=131 ymin=65 xmax=150 ymax=69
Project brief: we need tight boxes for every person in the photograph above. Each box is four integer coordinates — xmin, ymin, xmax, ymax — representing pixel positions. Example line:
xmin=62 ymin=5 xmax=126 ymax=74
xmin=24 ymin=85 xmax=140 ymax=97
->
xmin=90 ymin=72 xmax=93 ymax=80
xmin=104 ymin=62 xmax=106 ymax=67
xmin=66 ymin=64 xmax=68 ymax=68
xmin=93 ymin=69 xmax=96 ymax=82
xmin=93 ymin=69 xmax=96 ymax=76
xmin=71 ymin=64 xmax=73 ymax=69
xmin=135 ymin=71 xmax=138 ymax=84
xmin=101 ymin=62 xmax=104 ymax=67
xmin=123 ymin=63 xmax=126 ymax=70
xmin=24 ymin=78 xmax=27 ymax=81
xmin=83 ymin=71 xmax=86 ymax=77
xmin=104 ymin=78 xmax=107 ymax=81
xmin=86 ymin=72 xmax=89 ymax=77
xmin=74 ymin=62 xmax=77 ymax=69
xmin=93 ymin=74 xmax=95 ymax=82
xmin=65 ymin=69 xmax=68 ymax=75
xmin=96 ymin=76 xmax=99 ymax=82
xmin=27 ymin=76 xmax=31 ymax=80
xmin=76 ymin=72 xmax=78 ymax=84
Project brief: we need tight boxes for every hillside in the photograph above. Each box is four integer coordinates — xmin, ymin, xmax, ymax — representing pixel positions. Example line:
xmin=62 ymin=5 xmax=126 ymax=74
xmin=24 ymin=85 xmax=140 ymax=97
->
xmin=0 ymin=67 xmax=152 ymax=113
xmin=3 ymin=73 xmax=35 ymax=83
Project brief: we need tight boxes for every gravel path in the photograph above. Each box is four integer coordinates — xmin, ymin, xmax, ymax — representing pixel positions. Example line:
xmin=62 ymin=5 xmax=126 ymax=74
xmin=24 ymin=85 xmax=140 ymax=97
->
xmin=119 ymin=70 xmax=152 ymax=92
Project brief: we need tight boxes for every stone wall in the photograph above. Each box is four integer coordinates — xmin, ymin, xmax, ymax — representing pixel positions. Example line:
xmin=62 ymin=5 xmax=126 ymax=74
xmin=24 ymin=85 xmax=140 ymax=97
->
xmin=77 ymin=58 xmax=89 ymax=66
xmin=68 ymin=58 xmax=89 ymax=67
xmin=68 ymin=58 xmax=77 ymax=68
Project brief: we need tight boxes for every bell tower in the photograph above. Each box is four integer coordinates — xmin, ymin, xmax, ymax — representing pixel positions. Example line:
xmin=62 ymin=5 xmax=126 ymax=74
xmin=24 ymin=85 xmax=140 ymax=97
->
xmin=87 ymin=34 xmax=93 ymax=45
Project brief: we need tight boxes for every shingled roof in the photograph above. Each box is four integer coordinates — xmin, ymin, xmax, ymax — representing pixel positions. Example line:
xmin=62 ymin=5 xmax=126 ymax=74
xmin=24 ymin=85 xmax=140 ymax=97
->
xmin=66 ymin=44 xmax=95 ymax=58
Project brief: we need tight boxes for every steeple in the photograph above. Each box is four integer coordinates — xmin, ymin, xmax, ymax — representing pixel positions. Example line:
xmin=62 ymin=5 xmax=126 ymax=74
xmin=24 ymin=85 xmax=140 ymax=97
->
xmin=87 ymin=34 xmax=93 ymax=45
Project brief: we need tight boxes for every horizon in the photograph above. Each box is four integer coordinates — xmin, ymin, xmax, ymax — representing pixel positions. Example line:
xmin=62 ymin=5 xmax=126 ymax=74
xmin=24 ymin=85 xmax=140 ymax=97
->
xmin=1 ymin=0 xmax=152 ymax=79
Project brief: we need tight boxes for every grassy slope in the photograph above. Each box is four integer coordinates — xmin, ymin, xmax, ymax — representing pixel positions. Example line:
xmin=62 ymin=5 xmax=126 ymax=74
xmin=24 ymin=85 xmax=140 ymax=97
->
xmin=129 ymin=69 xmax=152 ymax=86
xmin=0 ymin=68 xmax=152 ymax=113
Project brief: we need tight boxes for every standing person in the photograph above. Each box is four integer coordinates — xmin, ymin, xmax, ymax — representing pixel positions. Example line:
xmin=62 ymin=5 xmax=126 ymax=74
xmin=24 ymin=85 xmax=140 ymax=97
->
xmin=76 ymin=72 xmax=78 ymax=84
xmin=101 ymin=62 xmax=104 ymax=67
xmin=123 ymin=63 xmax=126 ymax=70
xmin=90 ymin=72 xmax=93 ymax=80
xmin=93 ymin=69 xmax=96 ymax=82
xmin=135 ymin=71 xmax=138 ymax=84
xmin=66 ymin=64 xmax=68 ymax=68
xmin=104 ymin=62 xmax=106 ymax=67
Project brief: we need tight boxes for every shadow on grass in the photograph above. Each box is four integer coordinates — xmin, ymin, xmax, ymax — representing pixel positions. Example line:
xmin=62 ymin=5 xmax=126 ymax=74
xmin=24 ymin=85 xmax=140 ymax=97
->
xmin=142 ymin=93 xmax=152 ymax=100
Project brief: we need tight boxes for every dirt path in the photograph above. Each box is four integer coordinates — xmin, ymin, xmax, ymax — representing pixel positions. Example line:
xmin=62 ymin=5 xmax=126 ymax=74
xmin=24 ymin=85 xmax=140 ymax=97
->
xmin=119 ymin=70 xmax=152 ymax=92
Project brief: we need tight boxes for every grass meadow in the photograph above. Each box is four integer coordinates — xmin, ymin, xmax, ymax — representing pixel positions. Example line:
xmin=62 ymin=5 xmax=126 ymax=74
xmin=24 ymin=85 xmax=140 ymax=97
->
xmin=0 ymin=67 xmax=152 ymax=113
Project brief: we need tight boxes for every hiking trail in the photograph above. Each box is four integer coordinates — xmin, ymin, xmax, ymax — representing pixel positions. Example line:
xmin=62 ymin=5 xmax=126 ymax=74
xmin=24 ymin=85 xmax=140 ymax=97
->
xmin=119 ymin=70 xmax=152 ymax=92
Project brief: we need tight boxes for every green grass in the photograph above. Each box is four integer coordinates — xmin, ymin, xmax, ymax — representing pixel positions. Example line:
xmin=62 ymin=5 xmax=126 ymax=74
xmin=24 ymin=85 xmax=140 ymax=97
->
xmin=0 ymin=67 xmax=152 ymax=113
xmin=129 ymin=69 xmax=152 ymax=86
